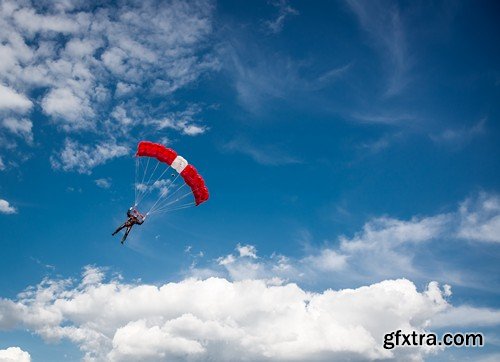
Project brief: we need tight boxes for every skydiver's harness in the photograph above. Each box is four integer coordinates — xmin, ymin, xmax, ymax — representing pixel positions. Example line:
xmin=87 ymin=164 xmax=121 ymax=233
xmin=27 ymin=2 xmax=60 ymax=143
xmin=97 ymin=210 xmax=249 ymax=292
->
xmin=127 ymin=207 xmax=145 ymax=225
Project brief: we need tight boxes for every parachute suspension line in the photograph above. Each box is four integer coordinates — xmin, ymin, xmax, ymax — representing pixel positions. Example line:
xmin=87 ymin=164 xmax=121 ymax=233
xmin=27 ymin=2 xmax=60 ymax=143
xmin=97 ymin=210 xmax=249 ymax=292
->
xmin=135 ymin=157 xmax=145 ymax=206
xmin=134 ymin=157 xmax=139 ymax=206
xmin=148 ymin=189 xmax=197 ymax=214
xmin=135 ymin=163 xmax=172 ymax=207
xmin=148 ymin=202 xmax=196 ymax=215
xmin=154 ymin=185 xmax=207 ymax=213
xmin=147 ymin=182 xmax=187 ymax=213
xmin=151 ymin=187 xmax=191 ymax=213
xmin=134 ymin=156 xmax=145 ymax=206
xmin=146 ymin=171 xmax=182 ymax=215
xmin=143 ymin=161 xmax=160 ymax=191
xmin=135 ymin=157 xmax=150 ymax=204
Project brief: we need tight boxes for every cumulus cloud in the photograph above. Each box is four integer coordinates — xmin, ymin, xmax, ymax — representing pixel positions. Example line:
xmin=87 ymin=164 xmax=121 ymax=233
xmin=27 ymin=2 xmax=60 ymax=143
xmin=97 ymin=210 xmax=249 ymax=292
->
xmin=333 ymin=193 xmax=500 ymax=279
xmin=0 ymin=0 xmax=216 ymax=165
xmin=236 ymin=243 xmax=257 ymax=258
xmin=0 ymin=266 xmax=475 ymax=361
xmin=51 ymin=138 xmax=129 ymax=174
xmin=0 ymin=84 xmax=32 ymax=112
xmin=0 ymin=199 xmax=16 ymax=214
xmin=1 ymin=117 xmax=33 ymax=143
xmin=0 ymin=347 xmax=31 ymax=362
xmin=41 ymin=87 xmax=94 ymax=129
xmin=196 ymin=192 xmax=500 ymax=286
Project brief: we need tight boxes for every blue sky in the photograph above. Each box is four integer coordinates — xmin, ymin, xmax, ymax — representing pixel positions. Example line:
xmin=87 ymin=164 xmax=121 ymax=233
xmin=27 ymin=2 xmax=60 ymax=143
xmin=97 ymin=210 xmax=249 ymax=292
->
xmin=0 ymin=0 xmax=499 ymax=361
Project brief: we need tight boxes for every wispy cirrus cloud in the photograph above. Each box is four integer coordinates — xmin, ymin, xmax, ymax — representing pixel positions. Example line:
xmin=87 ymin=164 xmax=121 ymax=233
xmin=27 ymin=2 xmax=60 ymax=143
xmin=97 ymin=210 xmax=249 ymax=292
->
xmin=345 ymin=0 xmax=410 ymax=96
xmin=264 ymin=0 xmax=299 ymax=34
xmin=350 ymin=112 xmax=415 ymax=125
xmin=223 ymin=137 xmax=300 ymax=166
xmin=222 ymin=36 xmax=350 ymax=113
xmin=430 ymin=117 xmax=487 ymax=147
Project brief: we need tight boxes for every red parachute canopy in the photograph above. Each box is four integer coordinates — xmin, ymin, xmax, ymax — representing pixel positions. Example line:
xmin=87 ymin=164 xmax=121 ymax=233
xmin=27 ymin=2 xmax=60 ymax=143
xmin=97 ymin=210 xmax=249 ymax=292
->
xmin=136 ymin=141 xmax=209 ymax=206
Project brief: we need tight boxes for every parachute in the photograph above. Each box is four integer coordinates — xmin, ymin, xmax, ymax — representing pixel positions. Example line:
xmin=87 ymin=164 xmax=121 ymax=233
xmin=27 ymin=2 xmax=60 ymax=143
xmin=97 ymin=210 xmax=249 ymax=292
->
xmin=132 ymin=141 xmax=209 ymax=218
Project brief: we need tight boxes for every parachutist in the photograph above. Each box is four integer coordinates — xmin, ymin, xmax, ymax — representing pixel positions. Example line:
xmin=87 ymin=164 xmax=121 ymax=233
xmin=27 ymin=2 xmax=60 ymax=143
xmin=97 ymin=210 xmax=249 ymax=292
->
xmin=112 ymin=207 xmax=145 ymax=244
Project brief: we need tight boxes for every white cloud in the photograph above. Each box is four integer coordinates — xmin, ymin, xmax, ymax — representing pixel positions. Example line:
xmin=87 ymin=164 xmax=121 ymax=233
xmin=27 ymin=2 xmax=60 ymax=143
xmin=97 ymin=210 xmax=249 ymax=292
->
xmin=1 ymin=117 xmax=33 ymax=143
xmin=223 ymin=39 xmax=349 ymax=113
xmin=151 ymin=106 xmax=208 ymax=136
xmin=339 ymin=215 xmax=450 ymax=252
xmin=41 ymin=87 xmax=94 ymax=129
xmin=474 ymin=353 xmax=500 ymax=362
xmin=0 ymin=84 xmax=32 ymax=112
xmin=430 ymin=117 xmax=487 ymax=146
xmin=236 ymin=243 xmax=257 ymax=258
xmin=0 ymin=0 xmax=216 ymax=164
xmin=345 ymin=0 xmax=410 ymax=96
xmin=110 ymin=105 xmax=134 ymax=127
xmin=0 ymin=347 xmax=31 ymax=362
xmin=0 ymin=266 xmax=473 ymax=361
xmin=265 ymin=0 xmax=299 ymax=34
xmin=51 ymin=138 xmax=129 ymax=174
xmin=302 ymin=249 xmax=347 ymax=272
xmin=350 ymin=112 xmax=415 ymax=125
xmin=217 ymin=254 xmax=236 ymax=266
xmin=431 ymin=305 xmax=500 ymax=328
xmin=95 ymin=178 xmax=112 ymax=189
xmin=115 ymin=82 xmax=138 ymax=98
xmin=12 ymin=7 xmax=82 ymax=34
xmin=0 ymin=199 xmax=16 ymax=214
xmin=0 ymin=156 xmax=5 ymax=170
xmin=457 ymin=193 xmax=500 ymax=243
xmin=199 ymin=193 xmax=500 ymax=286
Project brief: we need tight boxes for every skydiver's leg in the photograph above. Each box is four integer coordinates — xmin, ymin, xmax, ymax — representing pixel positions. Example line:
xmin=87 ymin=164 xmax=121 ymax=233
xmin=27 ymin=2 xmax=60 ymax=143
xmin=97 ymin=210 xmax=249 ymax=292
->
xmin=121 ymin=226 xmax=132 ymax=244
xmin=112 ymin=223 xmax=126 ymax=236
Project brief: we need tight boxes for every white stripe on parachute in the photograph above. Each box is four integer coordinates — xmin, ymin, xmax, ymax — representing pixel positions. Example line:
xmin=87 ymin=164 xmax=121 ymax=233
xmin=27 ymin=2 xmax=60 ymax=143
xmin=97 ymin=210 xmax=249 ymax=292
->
xmin=171 ymin=155 xmax=188 ymax=173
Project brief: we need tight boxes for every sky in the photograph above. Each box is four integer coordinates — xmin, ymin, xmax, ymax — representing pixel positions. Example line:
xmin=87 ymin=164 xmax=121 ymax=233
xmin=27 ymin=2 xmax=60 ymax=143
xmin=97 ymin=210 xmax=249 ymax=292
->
xmin=0 ymin=0 xmax=499 ymax=361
